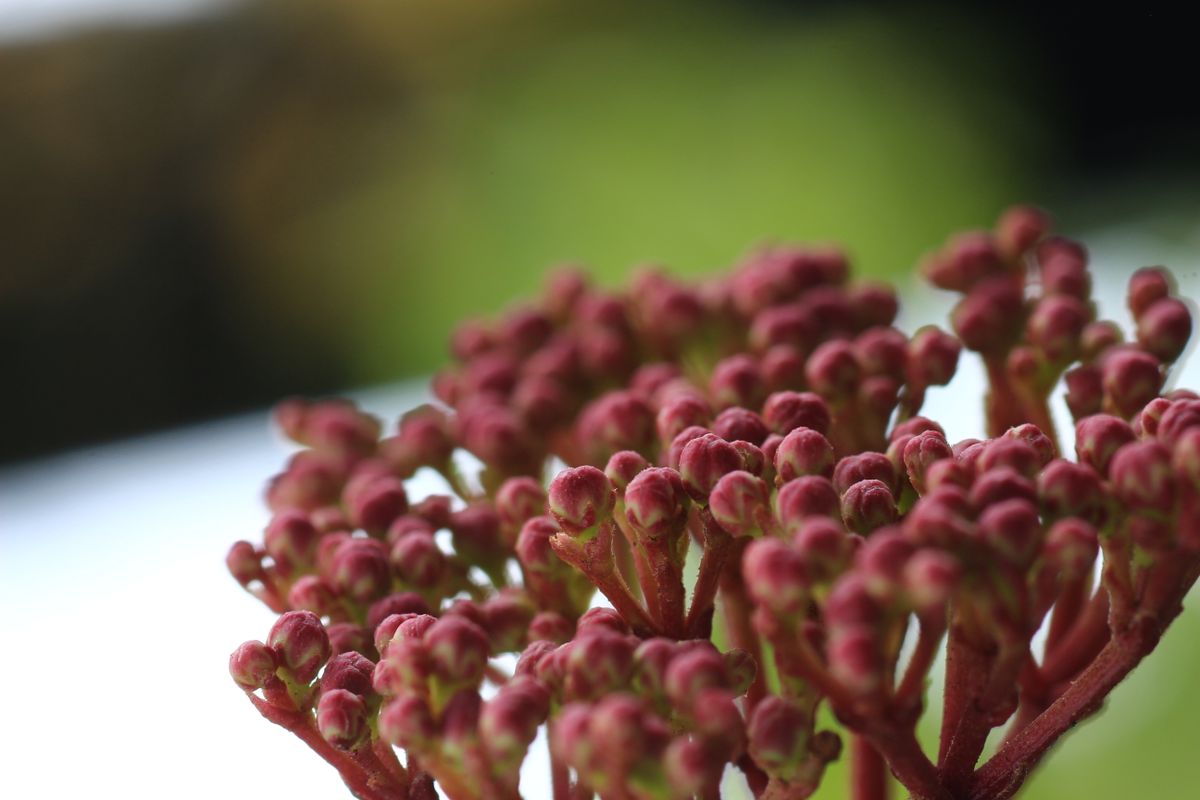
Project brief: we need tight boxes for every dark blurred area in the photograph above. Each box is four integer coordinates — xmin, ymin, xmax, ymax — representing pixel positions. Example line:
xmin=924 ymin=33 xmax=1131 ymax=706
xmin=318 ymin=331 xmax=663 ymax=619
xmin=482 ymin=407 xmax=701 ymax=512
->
xmin=2 ymin=0 xmax=1197 ymax=464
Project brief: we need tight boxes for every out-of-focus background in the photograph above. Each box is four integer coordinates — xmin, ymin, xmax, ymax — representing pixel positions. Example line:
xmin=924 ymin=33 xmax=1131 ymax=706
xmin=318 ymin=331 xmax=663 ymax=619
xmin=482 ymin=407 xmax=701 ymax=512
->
xmin=2 ymin=1 xmax=1199 ymax=798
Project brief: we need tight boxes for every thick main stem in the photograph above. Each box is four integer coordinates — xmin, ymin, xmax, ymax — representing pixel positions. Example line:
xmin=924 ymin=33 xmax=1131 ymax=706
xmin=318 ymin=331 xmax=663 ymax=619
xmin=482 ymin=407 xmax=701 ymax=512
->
xmin=851 ymin=734 xmax=891 ymax=800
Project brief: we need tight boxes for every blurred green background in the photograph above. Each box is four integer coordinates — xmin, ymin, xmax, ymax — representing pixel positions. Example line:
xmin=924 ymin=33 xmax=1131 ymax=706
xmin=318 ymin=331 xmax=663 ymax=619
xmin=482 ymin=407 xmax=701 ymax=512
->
xmin=1 ymin=1 xmax=1198 ymax=796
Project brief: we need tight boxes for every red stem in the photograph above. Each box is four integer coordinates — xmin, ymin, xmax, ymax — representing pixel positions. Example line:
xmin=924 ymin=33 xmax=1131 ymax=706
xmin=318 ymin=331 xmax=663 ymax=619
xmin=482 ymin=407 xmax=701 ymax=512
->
xmin=1039 ymin=590 xmax=1109 ymax=686
xmin=851 ymin=734 xmax=891 ymax=800
xmin=685 ymin=511 xmax=733 ymax=638
xmin=720 ymin=540 xmax=769 ymax=711
xmin=551 ymin=748 xmax=571 ymax=800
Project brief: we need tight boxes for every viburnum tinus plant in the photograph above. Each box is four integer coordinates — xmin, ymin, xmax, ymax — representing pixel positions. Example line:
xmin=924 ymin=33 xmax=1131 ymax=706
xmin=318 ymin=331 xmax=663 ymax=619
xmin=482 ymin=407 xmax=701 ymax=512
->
xmin=227 ymin=207 xmax=1200 ymax=800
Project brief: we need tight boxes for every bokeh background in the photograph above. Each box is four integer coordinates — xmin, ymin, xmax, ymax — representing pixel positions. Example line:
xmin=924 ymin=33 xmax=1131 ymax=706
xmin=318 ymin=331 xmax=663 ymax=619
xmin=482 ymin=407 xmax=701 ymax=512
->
xmin=2 ymin=1 xmax=1199 ymax=798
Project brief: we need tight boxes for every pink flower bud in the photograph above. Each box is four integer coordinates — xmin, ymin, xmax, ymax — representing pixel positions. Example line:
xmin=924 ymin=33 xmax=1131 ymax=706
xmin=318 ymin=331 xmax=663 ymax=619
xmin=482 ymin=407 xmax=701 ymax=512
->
xmin=1128 ymin=266 xmax=1173 ymax=318
xmin=924 ymin=459 xmax=970 ymax=491
xmin=563 ymin=629 xmax=637 ymax=701
xmin=763 ymin=391 xmax=831 ymax=436
xmin=1081 ymin=320 xmax=1123 ymax=360
xmin=1075 ymin=414 xmax=1137 ymax=475
xmin=332 ymin=538 xmax=392 ymax=604
xmin=226 ymin=540 xmax=263 ymax=588
xmin=969 ymin=467 xmax=1037 ymax=510
xmin=268 ymin=610 xmax=332 ymax=684
xmin=288 ymin=576 xmax=338 ymax=617
xmin=776 ymin=475 xmax=841 ymax=528
xmin=742 ymin=539 xmax=808 ymax=617
xmin=1042 ymin=518 xmax=1098 ymax=579
xmin=460 ymin=403 xmax=540 ymax=475
xmin=724 ymin=649 xmax=758 ymax=696
xmin=904 ymin=550 xmax=960 ymax=617
xmin=977 ymin=498 xmax=1042 ymax=566
xmin=747 ymin=696 xmax=811 ymax=778
xmin=517 ymin=640 xmax=558 ymax=678
xmin=665 ymin=647 xmax=730 ymax=708
xmin=321 ymin=651 xmax=375 ymax=696
xmin=1137 ymin=297 xmax=1192 ymax=363
xmin=1174 ymin=428 xmax=1200 ymax=491
xmin=327 ymin=623 xmax=373 ymax=657
xmin=481 ymin=676 xmax=551 ymax=769
xmin=390 ymin=531 xmax=445 ymax=588
xmin=848 ymin=282 xmax=900 ymax=329
xmin=632 ymin=362 xmax=684 ymax=398
xmin=903 ymin=430 xmax=953 ymax=494
xmin=1158 ymin=398 xmax=1200 ymax=441
xmin=578 ymin=606 xmax=632 ymax=634
xmin=345 ymin=475 xmax=409 ymax=535
xmin=903 ymin=494 xmax=973 ymax=548
xmin=1135 ymin=397 xmax=1173 ymax=437
xmin=1038 ymin=237 xmax=1090 ymax=298
xmin=588 ymin=694 xmax=665 ymax=774
xmin=1037 ymin=459 xmax=1105 ymax=523
xmin=495 ymin=477 xmax=547 ymax=532
xmin=517 ymin=516 xmax=563 ymax=573
xmin=632 ymin=638 xmax=679 ymax=697
xmin=892 ymin=416 xmax=946 ymax=441
xmin=840 ymin=480 xmax=898 ymax=535
xmin=854 ymin=327 xmax=909 ymax=380
xmin=909 ymin=326 xmax=962 ymax=386
xmin=1102 ymin=349 xmax=1163 ymax=418
xmin=262 ymin=511 xmax=319 ymax=576
xmin=656 ymin=396 xmax=713 ymax=444
xmin=793 ymin=516 xmax=853 ymax=580
xmin=1065 ymin=365 xmax=1103 ymax=420
xmin=996 ymin=205 xmax=1050 ymax=256
xmin=543 ymin=267 xmax=588 ymax=319
xmin=396 ymin=405 xmax=455 ymax=467
xmin=710 ymin=354 xmax=767 ymax=409
xmin=230 ymin=640 xmax=278 ymax=691
xmin=425 ymin=615 xmax=491 ymax=686
xmin=825 ymin=572 xmax=884 ymax=630
xmin=665 ymin=736 xmax=721 ymax=796
xmin=366 ymin=593 xmax=430 ymax=630
xmin=833 ymin=452 xmax=897 ymax=495
xmin=979 ymin=438 xmax=1041 ymax=478
xmin=678 ymin=434 xmax=743 ymax=501
xmin=712 ymin=407 xmax=770 ymax=446
xmin=603 ymin=450 xmax=650 ymax=493
xmin=317 ymin=688 xmax=368 ymax=750
xmin=483 ymin=591 xmax=536 ymax=652
xmin=373 ymin=613 xmax=416 ymax=657
xmin=529 ymin=611 xmax=573 ymax=643
xmin=550 ymin=702 xmax=594 ymax=768
xmin=387 ymin=514 xmax=435 ymax=545
xmin=775 ymin=427 xmax=835 ymax=483
xmin=449 ymin=504 xmax=505 ymax=562
xmin=1109 ymin=440 xmax=1176 ymax=509
xmin=805 ymin=340 xmax=861 ymax=398
xmin=549 ymin=465 xmax=615 ymax=534
xmin=623 ymin=466 xmax=691 ymax=539
xmin=828 ymin=625 xmax=883 ymax=695
xmin=761 ymin=345 xmax=808 ymax=391
xmin=379 ymin=692 xmax=436 ymax=750
xmin=923 ymin=231 xmax=1004 ymax=291
xmin=750 ymin=304 xmax=816 ymax=351
xmin=709 ymin=470 xmax=771 ymax=536
xmin=952 ymin=276 xmax=1024 ymax=352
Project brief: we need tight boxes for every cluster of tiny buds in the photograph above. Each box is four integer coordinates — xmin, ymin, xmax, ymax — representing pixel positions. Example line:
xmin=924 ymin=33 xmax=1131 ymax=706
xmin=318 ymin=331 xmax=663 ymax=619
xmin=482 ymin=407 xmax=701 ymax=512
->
xmin=227 ymin=206 xmax=1200 ymax=800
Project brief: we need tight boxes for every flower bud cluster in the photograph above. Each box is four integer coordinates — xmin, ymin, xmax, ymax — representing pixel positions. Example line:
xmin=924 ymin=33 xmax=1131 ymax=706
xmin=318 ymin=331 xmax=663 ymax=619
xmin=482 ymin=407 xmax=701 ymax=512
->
xmin=228 ymin=206 xmax=1200 ymax=800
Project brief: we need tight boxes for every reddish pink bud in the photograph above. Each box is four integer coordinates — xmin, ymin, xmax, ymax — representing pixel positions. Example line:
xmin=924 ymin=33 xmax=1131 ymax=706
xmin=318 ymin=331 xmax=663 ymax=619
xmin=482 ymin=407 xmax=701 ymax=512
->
xmin=481 ymin=676 xmax=551 ymax=768
xmin=712 ymin=407 xmax=770 ymax=446
xmin=763 ymin=391 xmax=831 ymax=436
xmin=516 ymin=516 xmax=562 ymax=573
xmin=1110 ymin=440 xmax=1176 ymax=509
xmin=563 ymin=629 xmax=637 ymax=701
xmin=776 ymin=475 xmax=841 ymax=528
xmin=589 ymin=694 xmax=666 ymax=774
xmin=979 ymin=438 xmax=1041 ymax=478
xmin=854 ymin=327 xmax=909 ymax=380
xmin=379 ymin=692 xmax=436 ymax=749
xmin=1138 ymin=297 xmax=1192 ymax=363
xmin=226 ymin=540 xmax=263 ymax=588
xmin=750 ymin=304 xmax=816 ymax=351
xmin=425 ymin=615 xmax=491 ymax=686
xmin=1135 ymin=397 xmax=1173 ymax=437
xmin=459 ymin=403 xmax=540 ymax=475
xmin=903 ymin=494 xmax=973 ymax=549
xmin=805 ymin=340 xmax=861 ymax=398
xmin=1042 ymin=518 xmax=1099 ymax=579
xmin=543 ymin=267 xmax=588 ymax=319
xmin=924 ymin=459 xmax=970 ymax=491
xmin=903 ymin=431 xmax=953 ymax=494
xmin=828 ymin=625 xmax=882 ymax=695
xmin=1081 ymin=320 xmax=1123 ymax=360
xmin=1028 ymin=294 xmax=1089 ymax=362
xmin=1038 ymin=237 xmax=1090 ymax=298
xmin=775 ymin=427 xmax=835 ymax=483
xmin=1065 ymin=365 xmax=1103 ymax=420
xmin=578 ymin=607 xmax=632 ymax=635
xmin=747 ymin=696 xmax=811 ymax=779
xmin=451 ymin=318 xmax=494 ymax=360
xmin=678 ymin=434 xmax=743 ymax=501
xmin=317 ymin=688 xmax=368 ymax=749
xmin=892 ymin=416 xmax=947 ymax=442
xmin=577 ymin=390 xmax=657 ymax=459
xmin=761 ymin=345 xmax=808 ymax=391
xmin=632 ymin=362 xmax=684 ymax=398
xmin=710 ymin=354 xmax=767 ymax=409
xmin=656 ymin=396 xmax=713 ymax=444
xmin=742 ymin=539 xmax=808 ymax=617
xmin=996 ymin=205 xmax=1050 ymax=256
xmin=550 ymin=702 xmax=594 ymax=768
xmin=321 ymin=651 xmax=375 ymax=696
xmin=909 ymin=326 xmax=962 ymax=386
xmin=327 ymin=623 xmax=373 ymax=657
xmin=665 ymin=647 xmax=730 ymax=707
xmin=665 ymin=736 xmax=721 ymax=796
xmin=709 ymin=470 xmax=771 ymax=536
xmin=396 ymin=405 xmax=455 ymax=467
xmin=549 ymin=465 xmax=615 ymax=534
xmin=631 ymin=638 xmax=679 ymax=697
xmin=502 ymin=307 xmax=554 ymax=354
xmin=344 ymin=475 xmax=409 ymax=535
xmin=332 ymin=539 xmax=391 ymax=604
xmin=268 ymin=610 xmax=331 ymax=684
xmin=390 ymin=531 xmax=445 ymax=588
xmin=904 ymin=550 xmax=960 ymax=617
xmin=1038 ymin=459 xmax=1105 ymax=523
xmin=529 ymin=611 xmax=573 ymax=643
xmin=848 ymin=282 xmax=900 ymax=329
xmin=624 ymin=466 xmax=692 ymax=538
xmin=833 ymin=452 xmax=897 ymax=495
xmin=1158 ymin=399 xmax=1200 ymax=441
xmin=924 ymin=231 xmax=1004 ymax=291
xmin=859 ymin=376 xmax=902 ymax=419
xmin=495 ymin=477 xmax=547 ymax=531
xmin=1174 ymin=428 xmax=1200 ymax=490
xmin=263 ymin=511 xmax=319 ymax=576
xmin=1102 ymin=349 xmax=1163 ymax=418
xmin=483 ymin=591 xmax=536 ymax=652
xmin=841 ymin=480 xmax=898 ymax=535
xmin=366 ymin=593 xmax=430 ymax=630
xmin=969 ymin=467 xmax=1037 ymax=510
xmin=978 ymin=498 xmax=1042 ymax=566
xmin=1075 ymin=414 xmax=1137 ymax=475
xmin=449 ymin=503 xmax=505 ymax=563
xmin=373 ymin=613 xmax=418 ymax=655
xmin=288 ymin=576 xmax=338 ymax=617
xmin=230 ymin=640 xmax=278 ymax=691
xmin=724 ymin=649 xmax=758 ymax=696
xmin=794 ymin=516 xmax=852 ymax=580
xmin=1128 ymin=266 xmax=1173 ymax=318
xmin=603 ymin=450 xmax=649 ymax=492
xmin=952 ymin=276 xmax=1024 ymax=352
xmin=512 ymin=377 xmax=571 ymax=430
xmin=373 ymin=637 xmax=429 ymax=695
